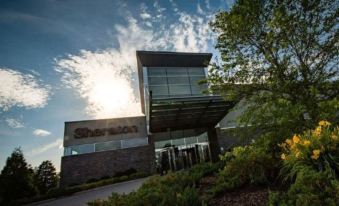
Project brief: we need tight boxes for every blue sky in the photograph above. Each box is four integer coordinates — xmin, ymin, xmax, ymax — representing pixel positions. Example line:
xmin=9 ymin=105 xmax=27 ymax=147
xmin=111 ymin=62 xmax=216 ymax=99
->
xmin=0 ymin=0 xmax=233 ymax=171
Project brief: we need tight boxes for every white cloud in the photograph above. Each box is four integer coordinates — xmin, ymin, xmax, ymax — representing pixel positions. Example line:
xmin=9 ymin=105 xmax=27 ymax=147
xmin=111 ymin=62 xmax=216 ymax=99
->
xmin=5 ymin=118 xmax=24 ymax=128
xmin=55 ymin=10 xmax=214 ymax=119
xmin=140 ymin=3 xmax=151 ymax=20
xmin=140 ymin=12 xmax=151 ymax=19
xmin=145 ymin=21 xmax=152 ymax=27
xmin=0 ymin=68 xmax=50 ymax=111
xmin=197 ymin=3 xmax=204 ymax=14
xmin=29 ymin=138 xmax=63 ymax=156
xmin=205 ymin=0 xmax=210 ymax=9
xmin=33 ymin=129 xmax=51 ymax=137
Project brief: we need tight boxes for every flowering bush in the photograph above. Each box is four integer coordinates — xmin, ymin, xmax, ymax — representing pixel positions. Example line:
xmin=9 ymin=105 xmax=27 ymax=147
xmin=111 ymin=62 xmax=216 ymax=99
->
xmin=279 ymin=120 xmax=339 ymax=179
xmin=208 ymin=144 xmax=276 ymax=197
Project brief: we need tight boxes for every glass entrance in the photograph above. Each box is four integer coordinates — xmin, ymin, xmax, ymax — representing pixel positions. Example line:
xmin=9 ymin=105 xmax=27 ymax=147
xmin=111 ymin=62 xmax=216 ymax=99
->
xmin=155 ymin=142 xmax=211 ymax=174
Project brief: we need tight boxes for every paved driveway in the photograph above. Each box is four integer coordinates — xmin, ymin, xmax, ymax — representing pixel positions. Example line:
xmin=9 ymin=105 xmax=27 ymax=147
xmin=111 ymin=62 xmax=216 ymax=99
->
xmin=27 ymin=177 xmax=148 ymax=206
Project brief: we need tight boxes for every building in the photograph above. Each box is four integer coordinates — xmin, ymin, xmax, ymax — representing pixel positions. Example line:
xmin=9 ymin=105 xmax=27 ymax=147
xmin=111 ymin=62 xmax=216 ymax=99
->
xmin=60 ymin=51 xmax=236 ymax=187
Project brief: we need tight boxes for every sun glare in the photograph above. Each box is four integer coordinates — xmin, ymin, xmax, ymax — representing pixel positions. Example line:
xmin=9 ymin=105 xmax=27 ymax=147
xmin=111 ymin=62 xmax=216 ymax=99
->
xmin=87 ymin=76 xmax=141 ymax=119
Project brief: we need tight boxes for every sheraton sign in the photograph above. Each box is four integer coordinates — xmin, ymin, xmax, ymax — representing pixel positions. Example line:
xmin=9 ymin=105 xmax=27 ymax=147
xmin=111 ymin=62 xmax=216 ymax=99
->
xmin=74 ymin=125 xmax=138 ymax=139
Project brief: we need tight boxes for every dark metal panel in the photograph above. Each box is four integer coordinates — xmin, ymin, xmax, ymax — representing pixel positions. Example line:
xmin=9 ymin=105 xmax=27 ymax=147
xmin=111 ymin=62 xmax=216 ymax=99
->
xmin=149 ymin=95 xmax=235 ymax=133
xmin=136 ymin=51 xmax=212 ymax=67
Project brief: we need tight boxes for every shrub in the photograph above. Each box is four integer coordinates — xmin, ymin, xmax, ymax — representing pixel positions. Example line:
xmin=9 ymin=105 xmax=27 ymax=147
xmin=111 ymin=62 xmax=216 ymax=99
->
xmin=279 ymin=121 xmax=339 ymax=180
xmin=269 ymin=168 xmax=339 ymax=206
xmin=88 ymin=162 xmax=221 ymax=206
xmin=270 ymin=121 xmax=339 ymax=206
xmin=210 ymin=144 xmax=275 ymax=196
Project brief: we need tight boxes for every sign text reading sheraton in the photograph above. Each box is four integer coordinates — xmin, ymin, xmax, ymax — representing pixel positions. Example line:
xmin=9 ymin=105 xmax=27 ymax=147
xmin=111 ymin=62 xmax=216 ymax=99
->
xmin=74 ymin=125 xmax=138 ymax=138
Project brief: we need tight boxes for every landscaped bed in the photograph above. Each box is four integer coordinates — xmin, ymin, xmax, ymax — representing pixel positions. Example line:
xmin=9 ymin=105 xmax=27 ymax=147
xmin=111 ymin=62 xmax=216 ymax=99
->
xmin=88 ymin=121 xmax=338 ymax=206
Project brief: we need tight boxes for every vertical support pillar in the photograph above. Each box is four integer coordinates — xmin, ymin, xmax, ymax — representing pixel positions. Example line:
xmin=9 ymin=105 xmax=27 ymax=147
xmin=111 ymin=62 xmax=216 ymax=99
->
xmin=148 ymin=134 xmax=156 ymax=174
xmin=207 ymin=127 xmax=221 ymax=162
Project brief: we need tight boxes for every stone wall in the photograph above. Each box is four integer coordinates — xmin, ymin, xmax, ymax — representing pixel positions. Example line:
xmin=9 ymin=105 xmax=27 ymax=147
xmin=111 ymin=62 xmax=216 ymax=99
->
xmin=60 ymin=145 xmax=155 ymax=187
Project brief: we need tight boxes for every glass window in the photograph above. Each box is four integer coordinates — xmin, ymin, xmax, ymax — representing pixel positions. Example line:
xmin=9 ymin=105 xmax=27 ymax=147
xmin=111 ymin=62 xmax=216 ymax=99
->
xmin=189 ymin=76 xmax=205 ymax=85
xmin=155 ymin=140 xmax=172 ymax=148
xmin=198 ymin=135 xmax=208 ymax=143
xmin=185 ymin=136 xmax=198 ymax=145
xmin=149 ymin=85 xmax=169 ymax=96
xmin=172 ymin=138 xmax=185 ymax=146
xmin=166 ymin=68 xmax=188 ymax=76
xmin=95 ymin=140 xmax=121 ymax=152
xmin=169 ymin=85 xmax=191 ymax=95
xmin=148 ymin=68 xmax=166 ymax=76
xmin=167 ymin=76 xmax=189 ymax=85
xmin=188 ymin=68 xmax=205 ymax=75
xmin=191 ymin=84 xmax=208 ymax=95
xmin=70 ymin=144 xmax=94 ymax=155
xmin=64 ymin=147 xmax=72 ymax=156
xmin=149 ymin=77 xmax=167 ymax=85
xmin=122 ymin=138 xmax=148 ymax=148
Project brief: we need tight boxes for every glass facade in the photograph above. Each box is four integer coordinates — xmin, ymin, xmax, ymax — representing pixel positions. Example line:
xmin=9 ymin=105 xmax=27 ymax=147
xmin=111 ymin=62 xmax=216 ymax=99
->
xmin=154 ymin=132 xmax=208 ymax=149
xmin=147 ymin=67 xmax=208 ymax=98
xmin=64 ymin=137 xmax=148 ymax=156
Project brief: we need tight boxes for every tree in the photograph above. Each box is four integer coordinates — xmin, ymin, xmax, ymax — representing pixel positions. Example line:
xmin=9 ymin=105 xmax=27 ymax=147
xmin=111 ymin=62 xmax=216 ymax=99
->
xmin=209 ymin=0 xmax=339 ymax=144
xmin=0 ymin=148 xmax=37 ymax=203
xmin=34 ymin=160 xmax=58 ymax=194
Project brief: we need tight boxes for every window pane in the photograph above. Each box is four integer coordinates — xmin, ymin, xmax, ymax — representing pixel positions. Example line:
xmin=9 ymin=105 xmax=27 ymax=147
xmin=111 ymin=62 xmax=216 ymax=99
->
xmin=197 ymin=134 xmax=208 ymax=143
xmin=189 ymin=76 xmax=205 ymax=85
xmin=122 ymin=138 xmax=148 ymax=148
xmin=188 ymin=68 xmax=205 ymax=75
xmin=167 ymin=76 xmax=189 ymax=85
xmin=166 ymin=68 xmax=188 ymax=76
xmin=148 ymin=68 xmax=166 ymax=76
xmin=149 ymin=77 xmax=167 ymax=85
xmin=185 ymin=136 xmax=198 ymax=145
xmin=95 ymin=141 xmax=121 ymax=152
xmin=172 ymin=138 xmax=185 ymax=146
xmin=152 ymin=94 xmax=170 ymax=98
xmin=191 ymin=84 xmax=208 ymax=95
xmin=168 ymin=85 xmax=191 ymax=95
xmin=70 ymin=144 xmax=94 ymax=155
xmin=149 ymin=85 xmax=169 ymax=96
xmin=155 ymin=140 xmax=172 ymax=148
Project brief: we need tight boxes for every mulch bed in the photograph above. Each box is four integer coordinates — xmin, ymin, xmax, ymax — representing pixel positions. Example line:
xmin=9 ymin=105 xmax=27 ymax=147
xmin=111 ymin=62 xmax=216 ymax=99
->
xmin=208 ymin=186 xmax=269 ymax=206
xmin=198 ymin=175 xmax=269 ymax=206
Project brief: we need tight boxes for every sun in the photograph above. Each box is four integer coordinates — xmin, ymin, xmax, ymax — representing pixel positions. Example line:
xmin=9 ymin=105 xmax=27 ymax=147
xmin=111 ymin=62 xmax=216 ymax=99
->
xmin=88 ymin=77 xmax=140 ymax=119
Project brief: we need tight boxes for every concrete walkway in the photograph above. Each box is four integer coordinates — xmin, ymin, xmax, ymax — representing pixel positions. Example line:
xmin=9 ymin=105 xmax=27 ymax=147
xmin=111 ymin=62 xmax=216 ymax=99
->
xmin=27 ymin=177 xmax=148 ymax=206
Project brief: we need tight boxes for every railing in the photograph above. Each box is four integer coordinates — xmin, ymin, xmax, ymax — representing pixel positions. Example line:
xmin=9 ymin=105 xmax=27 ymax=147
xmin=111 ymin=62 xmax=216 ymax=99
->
xmin=64 ymin=137 xmax=149 ymax=156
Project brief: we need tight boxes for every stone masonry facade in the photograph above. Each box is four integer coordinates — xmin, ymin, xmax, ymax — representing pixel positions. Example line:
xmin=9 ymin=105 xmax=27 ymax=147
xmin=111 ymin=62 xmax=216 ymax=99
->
xmin=60 ymin=145 xmax=155 ymax=187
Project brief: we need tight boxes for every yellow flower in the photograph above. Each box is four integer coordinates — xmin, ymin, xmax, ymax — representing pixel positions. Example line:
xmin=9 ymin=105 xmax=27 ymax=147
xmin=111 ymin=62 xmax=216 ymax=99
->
xmin=293 ymin=135 xmax=300 ymax=144
xmin=311 ymin=149 xmax=320 ymax=160
xmin=285 ymin=139 xmax=293 ymax=146
xmin=313 ymin=126 xmax=322 ymax=136
xmin=303 ymin=140 xmax=311 ymax=146
xmin=281 ymin=153 xmax=286 ymax=160
xmin=295 ymin=151 xmax=301 ymax=159
xmin=331 ymin=134 xmax=338 ymax=140
xmin=278 ymin=142 xmax=287 ymax=148
xmin=319 ymin=120 xmax=331 ymax=127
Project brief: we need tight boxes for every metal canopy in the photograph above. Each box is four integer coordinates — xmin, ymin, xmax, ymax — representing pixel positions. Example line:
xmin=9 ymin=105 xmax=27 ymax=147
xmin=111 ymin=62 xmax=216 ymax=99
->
xmin=136 ymin=50 xmax=212 ymax=67
xmin=149 ymin=95 xmax=235 ymax=133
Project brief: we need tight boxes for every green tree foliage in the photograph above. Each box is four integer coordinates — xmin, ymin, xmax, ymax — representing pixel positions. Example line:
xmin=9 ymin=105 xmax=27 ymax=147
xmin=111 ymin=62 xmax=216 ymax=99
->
xmin=209 ymin=0 xmax=339 ymax=143
xmin=0 ymin=148 xmax=37 ymax=203
xmin=34 ymin=160 xmax=58 ymax=195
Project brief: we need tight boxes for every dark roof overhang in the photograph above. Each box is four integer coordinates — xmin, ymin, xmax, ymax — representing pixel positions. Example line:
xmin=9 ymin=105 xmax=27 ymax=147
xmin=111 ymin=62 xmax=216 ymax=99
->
xmin=136 ymin=50 xmax=212 ymax=67
xmin=149 ymin=95 xmax=235 ymax=134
